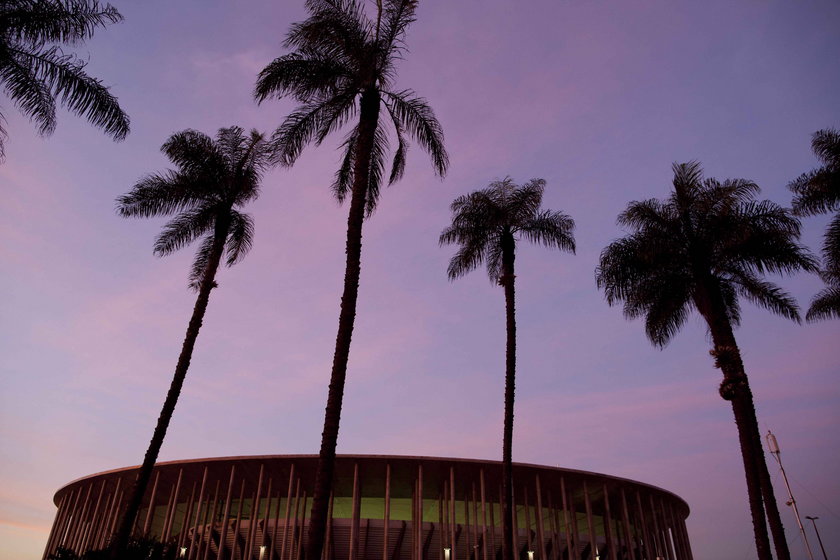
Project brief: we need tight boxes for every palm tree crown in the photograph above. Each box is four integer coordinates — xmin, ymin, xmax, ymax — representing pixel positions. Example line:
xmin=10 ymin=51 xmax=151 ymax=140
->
xmin=441 ymin=177 xmax=576 ymax=280
xmin=598 ymin=162 xmax=816 ymax=346
xmin=0 ymin=0 xmax=130 ymax=161
xmin=789 ymin=128 xmax=840 ymax=321
xmin=255 ymin=0 xmax=448 ymax=214
xmin=118 ymin=127 xmax=272 ymax=287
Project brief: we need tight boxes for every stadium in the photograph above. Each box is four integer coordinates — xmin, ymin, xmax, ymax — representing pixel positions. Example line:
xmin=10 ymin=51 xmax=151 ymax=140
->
xmin=44 ymin=455 xmax=692 ymax=560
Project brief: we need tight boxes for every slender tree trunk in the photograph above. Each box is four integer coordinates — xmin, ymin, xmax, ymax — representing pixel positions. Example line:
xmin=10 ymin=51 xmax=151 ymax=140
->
xmin=110 ymin=218 xmax=230 ymax=559
xmin=500 ymin=232 xmax=516 ymax=560
xmin=695 ymin=281 xmax=788 ymax=560
xmin=305 ymin=88 xmax=381 ymax=560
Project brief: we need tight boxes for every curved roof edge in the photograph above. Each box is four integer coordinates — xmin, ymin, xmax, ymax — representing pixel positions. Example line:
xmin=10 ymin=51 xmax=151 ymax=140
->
xmin=54 ymin=453 xmax=689 ymax=513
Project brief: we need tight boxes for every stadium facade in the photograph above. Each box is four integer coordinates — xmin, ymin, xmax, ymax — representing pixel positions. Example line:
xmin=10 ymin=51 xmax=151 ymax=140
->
xmin=44 ymin=455 xmax=692 ymax=560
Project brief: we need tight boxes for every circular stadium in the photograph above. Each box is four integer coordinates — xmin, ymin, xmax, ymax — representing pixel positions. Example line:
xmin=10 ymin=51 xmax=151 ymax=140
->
xmin=44 ymin=455 xmax=692 ymax=560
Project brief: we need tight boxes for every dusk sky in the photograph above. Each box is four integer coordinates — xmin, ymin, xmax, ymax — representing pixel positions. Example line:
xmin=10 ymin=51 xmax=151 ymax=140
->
xmin=1 ymin=2 xmax=839 ymax=559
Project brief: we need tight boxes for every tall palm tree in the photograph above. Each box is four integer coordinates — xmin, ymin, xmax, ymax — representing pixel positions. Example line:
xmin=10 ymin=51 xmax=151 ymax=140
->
xmin=0 ymin=0 xmax=129 ymax=161
xmin=789 ymin=128 xmax=840 ymax=321
xmin=596 ymin=162 xmax=817 ymax=560
xmin=254 ymin=2 xmax=447 ymax=558
xmin=110 ymin=127 xmax=274 ymax=558
xmin=440 ymin=178 xmax=575 ymax=560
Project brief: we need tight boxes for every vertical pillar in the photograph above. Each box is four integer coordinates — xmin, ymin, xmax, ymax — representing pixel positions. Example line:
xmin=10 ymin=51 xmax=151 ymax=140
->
xmin=582 ymin=482 xmax=596 ymax=560
xmin=535 ymin=475 xmax=546 ymax=560
xmin=268 ymin=484 xmax=283 ymax=560
xmin=162 ymin=472 xmax=181 ymax=542
xmin=280 ymin=466 xmax=295 ymax=560
xmin=190 ymin=467 xmax=210 ymax=560
xmin=44 ymin=493 xmax=68 ymax=558
xmin=179 ymin=482 xmax=197 ymax=553
xmin=417 ymin=464 xmax=424 ymax=560
xmin=295 ymin=493 xmax=307 ymax=560
xmin=218 ymin=465 xmax=237 ymax=560
xmin=83 ymin=479 xmax=107 ymax=552
xmin=523 ymin=486 xmax=532 ymax=555
xmin=619 ymin=488 xmax=635 ymax=559
xmin=384 ymin=463 xmax=391 ymax=560
xmin=602 ymin=485 xmax=616 ymax=560
xmin=479 ymin=470 xmax=488 ymax=560
xmin=449 ymin=467 xmax=456 ymax=560
xmin=559 ymin=478 xmax=572 ymax=560
xmin=69 ymin=483 xmax=93 ymax=553
xmin=633 ymin=492 xmax=652 ymax=560
xmin=233 ymin=480 xmax=247 ymax=560
xmin=261 ymin=479 xmax=274 ymax=558
xmin=349 ymin=463 xmax=361 ymax=560
xmin=203 ymin=481 xmax=221 ymax=560
xmin=245 ymin=465 xmax=266 ymax=560
xmin=143 ymin=472 xmax=162 ymax=536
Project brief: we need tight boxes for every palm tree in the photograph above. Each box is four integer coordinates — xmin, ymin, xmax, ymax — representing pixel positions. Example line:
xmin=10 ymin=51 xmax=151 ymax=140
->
xmin=110 ymin=126 xmax=275 ymax=558
xmin=254 ymin=2 xmax=447 ymax=558
xmin=0 ymin=0 xmax=129 ymax=161
xmin=789 ymin=128 xmax=840 ymax=321
xmin=440 ymin=178 xmax=575 ymax=560
xmin=596 ymin=162 xmax=817 ymax=560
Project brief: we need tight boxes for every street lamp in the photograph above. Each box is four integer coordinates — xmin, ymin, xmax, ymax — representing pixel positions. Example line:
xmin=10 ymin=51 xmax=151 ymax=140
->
xmin=805 ymin=516 xmax=828 ymax=560
xmin=766 ymin=430 xmax=815 ymax=560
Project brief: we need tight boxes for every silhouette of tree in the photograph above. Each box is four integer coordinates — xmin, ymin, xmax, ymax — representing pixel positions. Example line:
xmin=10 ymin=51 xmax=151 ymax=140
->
xmin=0 ymin=0 xmax=129 ymax=161
xmin=789 ymin=128 xmax=840 ymax=321
xmin=254 ymin=2 xmax=447 ymax=558
xmin=440 ymin=178 xmax=575 ymax=560
xmin=597 ymin=162 xmax=817 ymax=560
xmin=110 ymin=127 xmax=275 ymax=558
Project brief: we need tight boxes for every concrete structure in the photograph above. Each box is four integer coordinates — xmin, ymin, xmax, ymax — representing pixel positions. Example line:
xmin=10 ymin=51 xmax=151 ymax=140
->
xmin=44 ymin=455 xmax=692 ymax=560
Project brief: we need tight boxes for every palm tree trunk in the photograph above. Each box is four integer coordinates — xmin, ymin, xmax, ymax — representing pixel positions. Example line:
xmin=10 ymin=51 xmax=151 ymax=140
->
xmin=695 ymin=281 xmax=784 ymax=560
xmin=500 ymin=232 xmax=516 ymax=560
xmin=110 ymin=218 xmax=230 ymax=559
xmin=305 ymin=88 xmax=381 ymax=560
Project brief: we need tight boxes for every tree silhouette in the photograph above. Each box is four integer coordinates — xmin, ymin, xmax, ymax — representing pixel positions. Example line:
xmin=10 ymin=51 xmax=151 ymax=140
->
xmin=789 ymin=128 xmax=840 ymax=321
xmin=597 ymin=162 xmax=817 ymax=560
xmin=440 ymin=178 xmax=575 ymax=560
xmin=0 ymin=0 xmax=129 ymax=161
xmin=254 ymin=2 xmax=447 ymax=558
xmin=110 ymin=127 xmax=275 ymax=558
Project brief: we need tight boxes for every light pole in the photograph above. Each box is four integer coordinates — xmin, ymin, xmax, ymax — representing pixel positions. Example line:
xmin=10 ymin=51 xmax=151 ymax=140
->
xmin=766 ymin=430 xmax=814 ymax=560
xmin=805 ymin=516 xmax=828 ymax=560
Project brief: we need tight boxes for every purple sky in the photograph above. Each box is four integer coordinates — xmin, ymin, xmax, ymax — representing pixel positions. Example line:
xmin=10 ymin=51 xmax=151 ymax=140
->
xmin=1 ymin=2 xmax=839 ymax=559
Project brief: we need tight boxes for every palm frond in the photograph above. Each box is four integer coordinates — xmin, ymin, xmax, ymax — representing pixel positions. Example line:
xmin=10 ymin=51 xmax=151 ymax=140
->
xmin=270 ymin=94 xmax=356 ymax=166
xmin=187 ymin=234 xmax=216 ymax=291
xmin=12 ymin=45 xmax=128 ymax=139
xmin=332 ymin=126 xmax=358 ymax=203
xmin=824 ymin=213 xmax=840 ymax=276
xmin=729 ymin=270 xmax=800 ymax=322
xmin=520 ymin=210 xmax=576 ymax=253
xmin=254 ymin=52 xmax=351 ymax=104
xmin=153 ymin=205 xmax=218 ymax=257
xmin=364 ymin=125 xmax=388 ymax=216
xmin=383 ymin=89 xmax=448 ymax=177
xmin=2 ymin=0 xmax=122 ymax=46
xmin=378 ymin=0 xmax=417 ymax=60
xmin=806 ymin=282 xmax=840 ymax=322
xmin=117 ymin=171 xmax=206 ymax=218
xmin=161 ymin=129 xmax=222 ymax=176
xmin=225 ymin=210 xmax=255 ymax=266
xmin=1 ymin=47 xmax=57 ymax=134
